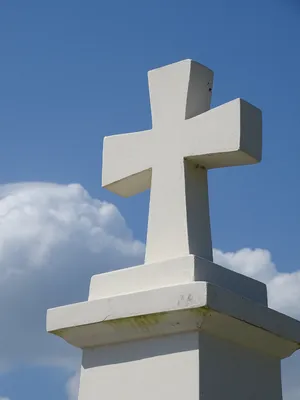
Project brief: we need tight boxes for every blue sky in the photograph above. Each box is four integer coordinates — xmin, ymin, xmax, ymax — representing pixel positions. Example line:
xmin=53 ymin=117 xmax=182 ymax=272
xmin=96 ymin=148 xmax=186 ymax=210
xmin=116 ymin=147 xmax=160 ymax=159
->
xmin=0 ymin=1 xmax=300 ymax=399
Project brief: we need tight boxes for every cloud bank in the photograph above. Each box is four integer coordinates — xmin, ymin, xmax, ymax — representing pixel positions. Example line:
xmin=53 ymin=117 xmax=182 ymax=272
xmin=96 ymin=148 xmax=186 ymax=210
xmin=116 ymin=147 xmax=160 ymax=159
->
xmin=0 ymin=182 xmax=298 ymax=399
xmin=0 ymin=182 xmax=144 ymax=371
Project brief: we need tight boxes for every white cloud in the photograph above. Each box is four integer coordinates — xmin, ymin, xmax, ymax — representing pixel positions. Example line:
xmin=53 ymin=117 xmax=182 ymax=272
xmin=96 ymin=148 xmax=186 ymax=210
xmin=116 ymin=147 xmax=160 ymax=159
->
xmin=66 ymin=372 xmax=80 ymax=400
xmin=0 ymin=182 xmax=144 ymax=371
xmin=0 ymin=397 xmax=10 ymax=400
xmin=0 ymin=182 xmax=299 ymax=399
xmin=213 ymin=248 xmax=277 ymax=284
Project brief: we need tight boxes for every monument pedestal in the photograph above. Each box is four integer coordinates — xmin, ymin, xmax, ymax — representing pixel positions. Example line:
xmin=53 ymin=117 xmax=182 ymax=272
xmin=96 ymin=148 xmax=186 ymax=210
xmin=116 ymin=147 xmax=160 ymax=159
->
xmin=47 ymin=257 xmax=300 ymax=400
xmin=47 ymin=59 xmax=300 ymax=399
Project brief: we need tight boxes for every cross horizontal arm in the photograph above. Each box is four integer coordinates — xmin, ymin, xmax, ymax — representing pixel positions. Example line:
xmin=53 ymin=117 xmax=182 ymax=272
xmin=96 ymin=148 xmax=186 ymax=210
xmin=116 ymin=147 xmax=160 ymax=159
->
xmin=102 ymin=130 xmax=152 ymax=197
xmin=184 ymin=98 xmax=262 ymax=169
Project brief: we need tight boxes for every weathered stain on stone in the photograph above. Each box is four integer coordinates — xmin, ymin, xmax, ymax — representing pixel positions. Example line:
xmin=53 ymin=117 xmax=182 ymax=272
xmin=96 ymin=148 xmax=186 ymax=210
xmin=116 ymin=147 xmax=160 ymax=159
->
xmin=106 ymin=312 xmax=168 ymax=332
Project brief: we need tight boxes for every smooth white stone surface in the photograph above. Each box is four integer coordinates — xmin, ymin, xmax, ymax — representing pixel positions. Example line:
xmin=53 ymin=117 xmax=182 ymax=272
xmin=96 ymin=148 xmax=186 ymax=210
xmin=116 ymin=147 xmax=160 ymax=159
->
xmin=77 ymin=332 xmax=282 ymax=400
xmin=47 ymin=281 xmax=300 ymax=359
xmin=88 ymin=255 xmax=268 ymax=306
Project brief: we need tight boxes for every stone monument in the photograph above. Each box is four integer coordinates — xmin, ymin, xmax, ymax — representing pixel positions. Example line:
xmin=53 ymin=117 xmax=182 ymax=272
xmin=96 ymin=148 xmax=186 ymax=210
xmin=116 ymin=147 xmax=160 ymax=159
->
xmin=47 ymin=59 xmax=300 ymax=399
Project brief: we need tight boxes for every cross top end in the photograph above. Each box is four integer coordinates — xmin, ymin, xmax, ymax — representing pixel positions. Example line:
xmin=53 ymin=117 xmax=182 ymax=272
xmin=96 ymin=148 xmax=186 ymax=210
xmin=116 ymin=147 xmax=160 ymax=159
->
xmin=102 ymin=59 xmax=262 ymax=263
xmin=148 ymin=59 xmax=214 ymax=125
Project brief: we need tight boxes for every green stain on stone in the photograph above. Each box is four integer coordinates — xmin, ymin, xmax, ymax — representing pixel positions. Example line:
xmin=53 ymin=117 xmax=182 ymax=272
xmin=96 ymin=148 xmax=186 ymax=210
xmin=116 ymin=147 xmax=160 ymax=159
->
xmin=190 ymin=306 xmax=211 ymax=315
xmin=107 ymin=312 xmax=168 ymax=330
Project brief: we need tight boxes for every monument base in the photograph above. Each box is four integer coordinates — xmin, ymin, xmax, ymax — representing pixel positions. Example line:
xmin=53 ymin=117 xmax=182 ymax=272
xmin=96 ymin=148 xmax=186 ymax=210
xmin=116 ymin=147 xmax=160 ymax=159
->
xmin=47 ymin=257 xmax=300 ymax=400
xmin=78 ymin=332 xmax=282 ymax=400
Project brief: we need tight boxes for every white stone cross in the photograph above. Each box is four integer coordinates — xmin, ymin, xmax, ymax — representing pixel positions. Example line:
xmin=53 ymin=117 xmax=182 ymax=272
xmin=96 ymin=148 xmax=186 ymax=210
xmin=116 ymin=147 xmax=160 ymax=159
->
xmin=102 ymin=60 xmax=262 ymax=264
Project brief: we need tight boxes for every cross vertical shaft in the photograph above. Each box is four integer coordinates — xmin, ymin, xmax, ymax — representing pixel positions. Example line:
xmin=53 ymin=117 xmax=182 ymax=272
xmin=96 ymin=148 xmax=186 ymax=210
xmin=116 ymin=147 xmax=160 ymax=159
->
xmin=145 ymin=60 xmax=214 ymax=263
xmin=145 ymin=159 xmax=212 ymax=263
